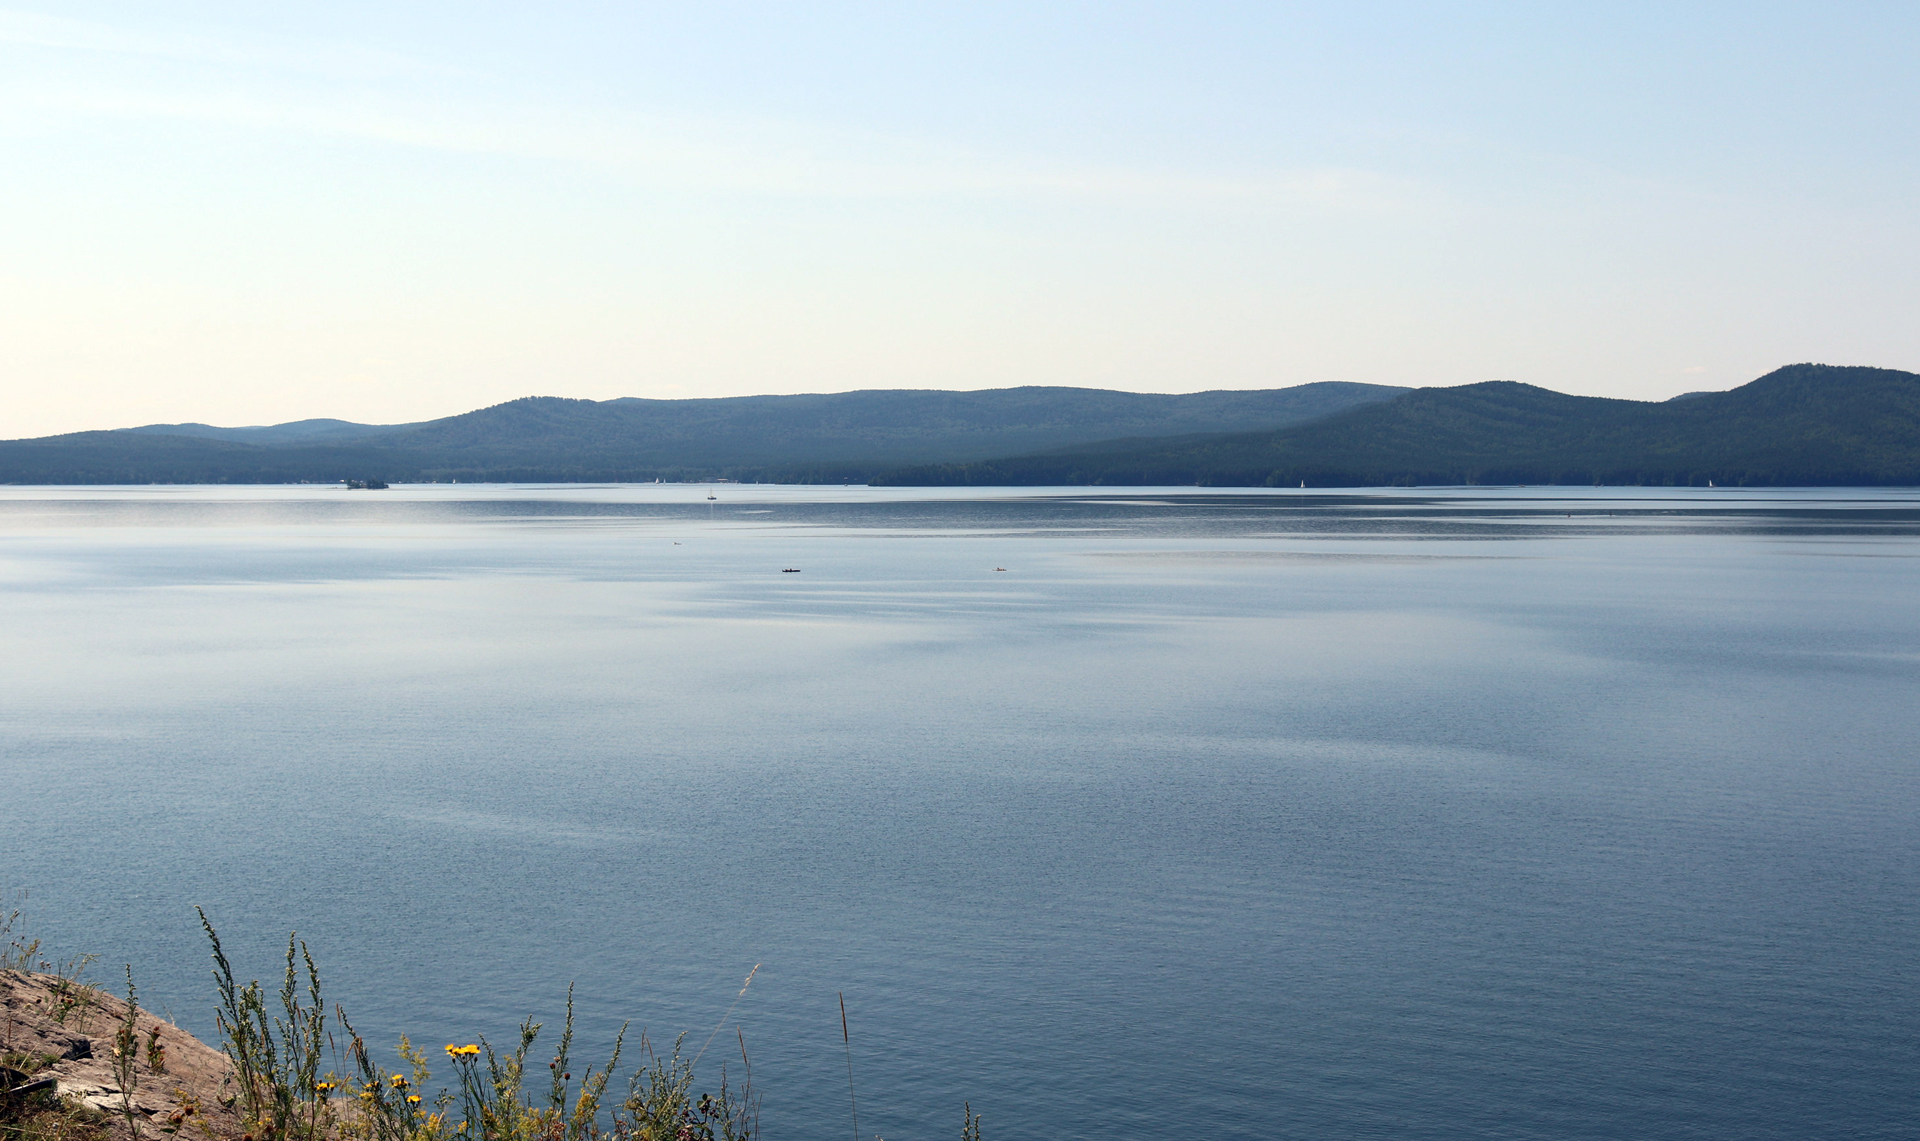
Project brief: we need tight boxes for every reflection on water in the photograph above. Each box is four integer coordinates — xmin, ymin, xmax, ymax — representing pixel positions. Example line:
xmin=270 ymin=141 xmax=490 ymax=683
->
xmin=2 ymin=485 xmax=1917 ymax=1141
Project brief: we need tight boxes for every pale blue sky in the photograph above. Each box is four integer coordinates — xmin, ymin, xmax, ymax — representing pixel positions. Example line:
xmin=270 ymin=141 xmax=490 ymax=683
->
xmin=3 ymin=2 xmax=1915 ymax=434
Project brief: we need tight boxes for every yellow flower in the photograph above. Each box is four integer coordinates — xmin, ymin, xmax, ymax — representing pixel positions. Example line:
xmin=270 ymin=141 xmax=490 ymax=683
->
xmin=407 ymin=1095 xmax=422 ymax=1104
xmin=391 ymin=1074 xmax=409 ymax=1088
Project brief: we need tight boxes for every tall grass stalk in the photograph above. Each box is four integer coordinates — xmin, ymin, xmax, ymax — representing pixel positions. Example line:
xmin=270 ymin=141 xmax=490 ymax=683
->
xmin=0 ymin=895 xmax=40 ymax=974
xmin=838 ymin=993 xmax=857 ymax=1141
xmin=690 ymin=967 xmax=756 ymax=1071
xmin=111 ymin=969 xmax=140 ymax=1140
xmin=196 ymin=910 xmax=330 ymax=1141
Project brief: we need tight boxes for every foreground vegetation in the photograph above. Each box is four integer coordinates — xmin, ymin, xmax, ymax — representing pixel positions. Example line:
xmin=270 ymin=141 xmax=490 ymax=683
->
xmin=3 ymin=905 xmax=976 ymax=1141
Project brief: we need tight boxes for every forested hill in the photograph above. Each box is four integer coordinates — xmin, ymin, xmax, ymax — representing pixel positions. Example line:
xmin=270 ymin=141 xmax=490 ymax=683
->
xmin=872 ymin=364 xmax=1920 ymax=487
xmin=8 ymin=366 xmax=1915 ymax=487
xmin=0 ymin=382 xmax=1402 ymax=484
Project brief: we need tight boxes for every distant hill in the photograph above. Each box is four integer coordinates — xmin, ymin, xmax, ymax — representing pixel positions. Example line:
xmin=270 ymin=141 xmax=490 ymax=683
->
xmin=13 ymin=367 xmax=1914 ymax=487
xmin=120 ymin=418 xmax=407 ymax=444
xmin=0 ymin=382 xmax=1404 ymax=484
xmin=872 ymin=364 xmax=1920 ymax=487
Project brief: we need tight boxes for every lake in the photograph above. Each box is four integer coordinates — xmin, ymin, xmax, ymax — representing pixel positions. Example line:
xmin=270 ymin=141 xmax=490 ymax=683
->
xmin=2 ymin=484 xmax=1916 ymax=1140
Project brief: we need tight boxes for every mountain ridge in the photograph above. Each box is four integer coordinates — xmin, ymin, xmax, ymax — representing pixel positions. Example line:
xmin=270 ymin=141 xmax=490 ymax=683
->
xmin=9 ymin=366 xmax=1915 ymax=487
xmin=120 ymin=418 xmax=410 ymax=444
xmin=871 ymin=364 xmax=1920 ymax=487
xmin=3 ymin=381 xmax=1405 ymax=484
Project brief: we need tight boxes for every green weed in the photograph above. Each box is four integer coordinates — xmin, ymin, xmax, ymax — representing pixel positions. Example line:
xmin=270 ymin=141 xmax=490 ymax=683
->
xmin=197 ymin=910 xmax=331 ymax=1141
xmin=182 ymin=915 xmax=978 ymax=1141
xmin=0 ymin=897 xmax=40 ymax=974
xmin=110 ymin=969 xmax=141 ymax=1141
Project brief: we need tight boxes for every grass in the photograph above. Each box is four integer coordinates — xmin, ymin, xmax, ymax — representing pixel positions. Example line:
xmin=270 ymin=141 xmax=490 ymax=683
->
xmin=0 ymin=1084 xmax=106 ymax=1141
xmin=190 ymin=912 xmax=762 ymax=1141
xmin=3 ymin=909 xmax=984 ymax=1141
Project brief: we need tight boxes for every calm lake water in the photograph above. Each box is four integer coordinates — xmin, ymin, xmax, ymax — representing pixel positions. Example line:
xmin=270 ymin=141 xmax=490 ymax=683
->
xmin=2 ymin=484 xmax=1916 ymax=1140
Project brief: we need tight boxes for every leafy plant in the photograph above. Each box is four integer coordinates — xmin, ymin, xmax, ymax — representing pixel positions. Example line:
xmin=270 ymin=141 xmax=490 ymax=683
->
xmin=45 ymin=956 xmax=99 ymax=1027
xmin=144 ymin=1026 xmax=166 ymax=1077
xmin=111 ymin=968 xmax=142 ymax=1141
xmin=613 ymin=1031 xmax=755 ymax=1141
xmin=438 ymin=986 xmax=628 ymax=1141
xmin=340 ymin=1026 xmax=451 ymax=1141
xmin=197 ymin=909 xmax=331 ymax=1141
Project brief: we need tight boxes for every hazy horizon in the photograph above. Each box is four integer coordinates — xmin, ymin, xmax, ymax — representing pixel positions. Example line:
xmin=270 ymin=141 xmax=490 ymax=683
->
xmin=27 ymin=374 xmax=1724 ymax=438
xmin=3 ymin=4 xmax=1916 ymax=437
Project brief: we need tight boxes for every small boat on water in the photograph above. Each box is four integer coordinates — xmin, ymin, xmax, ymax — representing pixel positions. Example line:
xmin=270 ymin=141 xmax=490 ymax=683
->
xmin=782 ymin=568 xmax=801 ymax=573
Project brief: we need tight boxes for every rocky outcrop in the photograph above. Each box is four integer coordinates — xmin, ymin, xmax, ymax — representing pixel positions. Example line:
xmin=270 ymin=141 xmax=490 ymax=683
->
xmin=1 ymin=969 xmax=244 ymax=1139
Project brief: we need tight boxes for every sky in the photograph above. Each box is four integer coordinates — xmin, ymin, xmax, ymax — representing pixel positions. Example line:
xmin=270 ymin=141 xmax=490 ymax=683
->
xmin=2 ymin=2 xmax=1916 ymax=436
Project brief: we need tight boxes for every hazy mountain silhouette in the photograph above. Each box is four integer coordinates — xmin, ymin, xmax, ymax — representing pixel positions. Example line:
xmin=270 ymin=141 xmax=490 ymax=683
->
xmin=9 ymin=367 xmax=1913 ymax=487
xmin=120 ymin=418 xmax=408 ymax=444
xmin=0 ymin=382 xmax=1403 ymax=484
xmin=873 ymin=364 xmax=1920 ymax=487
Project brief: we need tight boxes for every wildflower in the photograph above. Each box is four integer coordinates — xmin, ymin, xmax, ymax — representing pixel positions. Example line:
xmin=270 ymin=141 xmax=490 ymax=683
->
xmin=407 ymin=1095 xmax=422 ymax=1105
xmin=391 ymin=1074 xmax=409 ymax=1088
